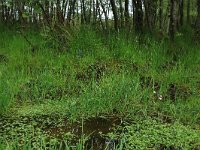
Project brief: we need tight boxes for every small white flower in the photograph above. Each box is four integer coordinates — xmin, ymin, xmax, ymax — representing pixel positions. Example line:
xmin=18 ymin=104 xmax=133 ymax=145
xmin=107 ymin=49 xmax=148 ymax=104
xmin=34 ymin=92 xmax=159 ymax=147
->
xmin=153 ymin=91 xmax=156 ymax=94
xmin=159 ymin=95 xmax=163 ymax=100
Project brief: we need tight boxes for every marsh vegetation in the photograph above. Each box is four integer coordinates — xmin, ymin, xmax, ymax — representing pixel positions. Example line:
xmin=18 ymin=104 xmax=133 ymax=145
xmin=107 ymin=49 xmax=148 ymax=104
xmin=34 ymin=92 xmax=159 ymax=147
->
xmin=0 ymin=0 xmax=200 ymax=149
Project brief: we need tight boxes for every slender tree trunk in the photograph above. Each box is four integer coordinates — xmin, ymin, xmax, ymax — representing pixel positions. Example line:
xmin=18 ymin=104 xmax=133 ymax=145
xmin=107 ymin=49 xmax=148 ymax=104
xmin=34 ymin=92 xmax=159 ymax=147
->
xmin=67 ymin=0 xmax=72 ymax=25
xmin=77 ymin=1 xmax=79 ymax=23
xmin=110 ymin=0 xmax=119 ymax=32
xmin=119 ymin=0 xmax=124 ymax=28
xmin=93 ymin=0 xmax=96 ymax=25
xmin=0 ymin=0 xmax=4 ymax=22
xmin=0 ymin=1 xmax=1 ymax=21
xmin=88 ymin=0 xmax=92 ymax=24
xmin=195 ymin=0 xmax=200 ymax=40
xmin=81 ymin=0 xmax=84 ymax=24
xmin=13 ymin=1 xmax=17 ymax=22
xmin=96 ymin=0 xmax=105 ymax=30
xmin=144 ymin=0 xmax=151 ymax=30
xmin=44 ymin=0 xmax=50 ymax=24
xmin=16 ymin=1 xmax=23 ymax=23
xmin=187 ymin=0 xmax=190 ymax=24
xmin=33 ymin=6 xmax=38 ymax=25
xmin=144 ymin=0 xmax=158 ymax=31
xmin=180 ymin=0 xmax=184 ymax=26
xmin=132 ymin=0 xmax=135 ymax=29
xmin=169 ymin=0 xmax=175 ymax=41
xmin=56 ymin=0 xmax=64 ymax=24
xmin=50 ymin=2 xmax=54 ymax=23
xmin=159 ymin=0 xmax=163 ymax=30
xmin=63 ymin=0 xmax=69 ymax=20
xmin=36 ymin=1 xmax=51 ymax=26
xmin=72 ymin=0 xmax=76 ymax=25
xmin=124 ymin=0 xmax=129 ymax=27
xmin=174 ymin=0 xmax=179 ymax=31
xmin=133 ymin=0 xmax=143 ymax=32
xmin=29 ymin=6 xmax=33 ymax=23
xmin=81 ymin=0 xmax=87 ymax=24
xmin=100 ymin=0 xmax=109 ymax=30
xmin=10 ymin=0 xmax=14 ymax=23
xmin=67 ymin=0 xmax=76 ymax=25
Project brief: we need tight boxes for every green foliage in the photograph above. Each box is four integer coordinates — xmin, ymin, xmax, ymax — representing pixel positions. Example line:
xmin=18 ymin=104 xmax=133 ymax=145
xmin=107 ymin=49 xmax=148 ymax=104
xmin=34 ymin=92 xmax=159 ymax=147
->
xmin=0 ymin=25 xmax=200 ymax=149
xmin=0 ymin=72 xmax=11 ymax=113
xmin=69 ymin=26 xmax=105 ymax=58
xmin=124 ymin=119 xmax=200 ymax=150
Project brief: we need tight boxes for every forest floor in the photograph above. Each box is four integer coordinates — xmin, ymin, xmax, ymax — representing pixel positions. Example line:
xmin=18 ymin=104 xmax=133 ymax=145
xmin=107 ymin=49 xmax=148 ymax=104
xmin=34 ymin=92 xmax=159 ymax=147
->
xmin=0 ymin=25 xmax=200 ymax=150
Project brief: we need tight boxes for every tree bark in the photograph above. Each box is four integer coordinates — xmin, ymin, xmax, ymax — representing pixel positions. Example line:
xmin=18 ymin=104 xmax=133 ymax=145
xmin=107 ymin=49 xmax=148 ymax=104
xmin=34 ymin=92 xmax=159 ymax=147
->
xmin=132 ymin=0 xmax=135 ymax=29
xmin=159 ymin=0 xmax=163 ymax=30
xmin=0 ymin=0 xmax=4 ymax=21
xmin=133 ymin=0 xmax=143 ymax=32
xmin=144 ymin=0 xmax=151 ymax=30
xmin=44 ymin=0 xmax=50 ymax=24
xmin=16 ymin=1 xmax=23 ymax=23
xmin=119 ymin=0 xmax=124 ymax=28
xmin=88 ymin=0 xmax=92 ymax=24
xmin=187 ymin=0 xmax=190 ymax=24
xmin=56 ymin=0 xmax=64 ymax=24
xmin=96 ymin=0 xmax=105 ymax=30
xmin=81 ymin=0 xmax=87 ymax=24
xmin=124 ymin=0 xmax=129 ymax=27
xmin=179 ymin=0 xmax=184 ymax=26
xmin=195 ymin=0 xmax=200 ymax=40
xmin=67 ymin=0 xmax=72 ymax=25
xmin=100 ymin=0 xmax=108 ymax=30
xmin=110 ymin=0 xmax=119 ymax=31
xmin=144 ymin=0 xmax=158 ymax=31
xmin=63 ymin=0 xmax=69 ymax=21
xmin=72 ymin=0 xmax=76 ymax=25
xmin=93 ymin=0 xmax=96 ymax=25
xmin=169 ymin=0 xmax=175 ymax=41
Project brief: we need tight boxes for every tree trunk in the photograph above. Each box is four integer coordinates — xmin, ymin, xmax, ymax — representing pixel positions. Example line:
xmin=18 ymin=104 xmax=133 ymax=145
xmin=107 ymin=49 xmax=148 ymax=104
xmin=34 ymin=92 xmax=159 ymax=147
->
xmin=96 ymin=0 xmax=105 ymax=30
xmin=81 ymin=0 xmax=87 ymax=24
xmin=187 ymin=0 xmax=190 ymax=24
xmin=195 ymin=0 xmax=200 ymax=40
xmin=93 ymin=0 xmax=96 ymax=25
xmin=144 ymin=0 xmax=151 ymax=30
xmin=81 ymin=0 xmax=84 ymax=24
xmin=44 ymin=0 xmax=50 ymax=24
xmin=37 ymin=1 xmax=51 ymax=26
xmin=67 ymin=0 xmax=76 ymax=26
xmin=16 ymin=1 xmax=23 ymax=23
xmin=133 ymin=0 xmax=143 ymax=32
xmin=88 ymin=0 xmax=92 ymax=24
xmin=63 ymin=0 xmax=69 ymax=21
xmin=169 ymin=0 xmax=175 ymax=41
xmin=72 ymin=0 xmax=76 ymax=25
xmin=132 ymin=0 xmax=135 ymax=29
xmin=110 ymin=0 xmax=119 ymax=32
xmin=100 ymin=0 xmax=109 ymax=30
xmin=179 ymin=0 xmax=184 ymax=26
xmin=0 ymin=0 xmax=4 ymax=21
xmin=159 ymin=0 xmax=163 ymax=30
xmin=124 ymin=0 xmax=129 ymax=27
xmin=67 ymin=0 xmax=72 ymax=25
xmin=119 ymin=0 xmax=124 ymax=28
xmin=144 ymin=0 xmax=158 ymax=31
xmin=10 ymin=0 xmax=14 ymax=23
xmin=56 ymin=0 xmax=64 ymax=24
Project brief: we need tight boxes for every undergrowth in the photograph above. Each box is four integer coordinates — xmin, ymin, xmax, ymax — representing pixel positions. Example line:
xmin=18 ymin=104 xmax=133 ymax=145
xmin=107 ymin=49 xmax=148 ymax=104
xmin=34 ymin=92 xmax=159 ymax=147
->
xmin=0 ymin=24 xmax=200 ymax=149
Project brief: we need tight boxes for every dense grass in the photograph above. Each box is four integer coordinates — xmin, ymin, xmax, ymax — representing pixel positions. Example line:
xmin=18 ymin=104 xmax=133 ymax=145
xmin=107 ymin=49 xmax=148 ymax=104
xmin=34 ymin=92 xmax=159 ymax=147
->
xmin=0 ymin=24 xmax=200 ymax=149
